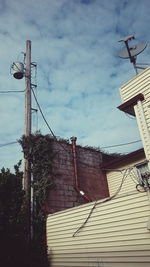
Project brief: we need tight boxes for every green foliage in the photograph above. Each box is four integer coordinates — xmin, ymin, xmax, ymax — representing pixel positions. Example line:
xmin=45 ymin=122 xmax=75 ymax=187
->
xmin=0 ymin=162 xmax=28 ymax=267
xmin=19 ymin=133 xmax=55 ymax=211
xmin=0 ymin=161 xmax=24 ymax=233
xmin=19 ymin=132 xmax=56 ymax=267
xmin=0 ymin=132 xmax=55 ymax=267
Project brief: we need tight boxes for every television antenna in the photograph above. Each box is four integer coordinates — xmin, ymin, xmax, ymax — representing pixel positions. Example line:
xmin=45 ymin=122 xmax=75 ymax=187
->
xmin=118 ymin=35 xmax=148 ymax=74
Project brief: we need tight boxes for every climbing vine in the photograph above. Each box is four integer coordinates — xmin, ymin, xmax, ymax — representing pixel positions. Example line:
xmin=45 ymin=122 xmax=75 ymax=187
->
xmin=19 ymin=132 xmax=57 ymax=267
xmin=19 ymin=132 xmax=56 ymax=211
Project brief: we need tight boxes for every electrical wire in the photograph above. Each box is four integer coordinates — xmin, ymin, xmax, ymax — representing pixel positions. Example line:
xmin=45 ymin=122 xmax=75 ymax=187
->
xmin=0 ymin=90 xmax=142 ymax=168
xmin=33 ymin=65 xmax=38 ymax=131
xmin=136 ymin=63 xmax=150 ymax=65
xmin=129 ymin=168 xmax=149 ymax=192
xmin=136 ymin=184 xmax=146 ymax=193
xmin=100 ymin=139 xmax=141 ymax=149
xmin=31 ymin=89 xmax=144 ymax=157
xmin=0 ymin=90 xmax=25 ymax=93
xmin=0 ymin=141 xmax=18 ymax=148
xmin=72 ymin=163 xmax=150 ymax=237
xmin=72 ymin=168 xmax=129 ymax=237
xmin=31 ymin=87 xmax=56 ymax=139
xmin=31 ymin=83 xmax=143 ymax=154
xmin=31 ymin=87 xmax=73 ymax=153
xmin=128 ymin=169 xmax=139 ymax=185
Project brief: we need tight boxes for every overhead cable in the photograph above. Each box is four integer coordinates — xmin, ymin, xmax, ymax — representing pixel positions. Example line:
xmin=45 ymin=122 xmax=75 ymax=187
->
xmin=72 ymin=168 xmax=131 ymax=237
xmin=0 ymin=141 xmax=18 ymax=148
xmin=31 ymin=87 xmax=73 ymax=154
xmin=101 ymin=139 xmax=141 ymax=149
xmin=31 ymin=88 xmax=56 ymax=139
xmin=0 ymin=90 xmax=25 ymax=93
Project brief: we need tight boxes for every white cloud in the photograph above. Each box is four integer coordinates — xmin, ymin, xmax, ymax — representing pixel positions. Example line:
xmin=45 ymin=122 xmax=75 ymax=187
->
xmin=0 ymin=0 xmax=149 ymax=169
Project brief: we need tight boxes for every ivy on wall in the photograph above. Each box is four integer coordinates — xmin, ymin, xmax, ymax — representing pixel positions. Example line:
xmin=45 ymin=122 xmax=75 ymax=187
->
xmin=0 ymin=133 xmax=57 ymax=267
xmin=19 ymin=132 xmax=57 ymax=267
xmin=19 ymin=132 xmax=56 ymax=211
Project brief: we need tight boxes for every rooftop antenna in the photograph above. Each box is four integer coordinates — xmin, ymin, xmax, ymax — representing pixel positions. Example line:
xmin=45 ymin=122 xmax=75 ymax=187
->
xmin=118 ymin=35 xmax=148 ymax=74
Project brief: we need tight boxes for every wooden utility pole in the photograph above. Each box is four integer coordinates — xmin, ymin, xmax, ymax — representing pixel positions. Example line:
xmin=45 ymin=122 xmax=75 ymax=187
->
xmin=24 ymin=40 xmax=32 ymax=244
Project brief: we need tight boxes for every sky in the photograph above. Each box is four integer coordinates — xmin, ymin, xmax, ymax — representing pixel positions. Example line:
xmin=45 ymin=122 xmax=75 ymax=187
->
xmin=0 ymin=0 xmax=150 ymax=170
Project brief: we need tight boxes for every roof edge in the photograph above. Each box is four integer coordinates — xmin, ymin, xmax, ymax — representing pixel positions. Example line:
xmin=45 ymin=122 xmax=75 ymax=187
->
xmin=101 ymin=148 xmax=145 ymax=169
xmin=117 ymin=93 xmax=144 ymax=116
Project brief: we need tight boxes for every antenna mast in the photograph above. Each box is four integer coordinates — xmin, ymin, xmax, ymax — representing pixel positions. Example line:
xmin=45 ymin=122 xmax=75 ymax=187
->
xmin=118 ymin=35 xmax=147 ymax=74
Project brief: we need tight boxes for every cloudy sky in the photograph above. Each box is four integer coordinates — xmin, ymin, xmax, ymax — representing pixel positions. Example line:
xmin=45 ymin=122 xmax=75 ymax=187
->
xmin=0 ymin=0 xmax=150 ymax=170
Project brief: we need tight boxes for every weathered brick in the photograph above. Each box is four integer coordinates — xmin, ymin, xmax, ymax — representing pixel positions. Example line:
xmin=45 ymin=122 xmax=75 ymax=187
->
xmin=46 ymin=140 xmax=109 ymax=214
xmin=65 ymin=202 xmax=74 ymax=208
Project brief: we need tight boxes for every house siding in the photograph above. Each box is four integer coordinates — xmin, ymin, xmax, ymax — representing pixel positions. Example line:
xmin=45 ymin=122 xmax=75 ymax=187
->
xmin=119 ymin=67 xmax=150 ymax=161
xmin=47 ymin=191 xmax=150 ymax=267
xmin=107 ymin=156 xmax=146 ymax=196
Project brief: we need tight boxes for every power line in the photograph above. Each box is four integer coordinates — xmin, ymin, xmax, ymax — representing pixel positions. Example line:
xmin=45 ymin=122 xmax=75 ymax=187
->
xmin=0 ymin=89 xmax=141 ymax=151
xmin=31 ymin=87 xmax=142 ymax=151
xmin=0 ymin=141 xmax=18 ymax=148
xmin=0 ymin=90 xmax=142 ymax=154
xmin=101 ymin=139 xmax=141 ymax=149
xmin=72 ymin=168 xmax=130 ymax=237
xmin=31 ymin=88 xmax=57 ymax=139
xmin=0 ymin=90 xmax=25 ymax=93
xmin=0 ymin=138 xmax=142 ymax=152
xmin=31 ymin=87 xmax=71 ymax=153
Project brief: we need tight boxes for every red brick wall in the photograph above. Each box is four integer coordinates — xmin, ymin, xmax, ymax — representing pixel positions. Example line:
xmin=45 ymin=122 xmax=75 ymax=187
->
xmin=46 ymin=140 xmax=109 ymax=214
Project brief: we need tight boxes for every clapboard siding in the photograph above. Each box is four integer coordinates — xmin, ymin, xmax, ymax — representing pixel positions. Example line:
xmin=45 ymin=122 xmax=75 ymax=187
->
xmin=119 ymin=68 xmax=150 ymax=102
xmin=119 ymin=67 xmax=150 ymax=160
xmin=47 ymin=191 xmax=150 ymax=267
xmin=107 ymin=157 xmax=145 ymax=195
xmin=47 ymin=68 xmax=150 ymax=266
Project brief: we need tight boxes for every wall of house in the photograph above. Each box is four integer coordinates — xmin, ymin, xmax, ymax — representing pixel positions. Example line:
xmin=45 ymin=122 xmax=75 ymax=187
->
xmin=47 ymin=190 xmax=150 ymax=267
xmin=119 ymin=67 xmax=150 ymax=161
xmin=107 ymin=156 xmax=146 ymax=196
xmin=45 ymin=140 xmax=109 ymax=214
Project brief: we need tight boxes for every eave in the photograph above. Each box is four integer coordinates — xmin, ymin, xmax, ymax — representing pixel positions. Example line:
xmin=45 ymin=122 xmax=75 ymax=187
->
xmin=101 ymin=148 xmax=145 ymax=169
xmin=117 ymin=93 xmax=144 ymax=116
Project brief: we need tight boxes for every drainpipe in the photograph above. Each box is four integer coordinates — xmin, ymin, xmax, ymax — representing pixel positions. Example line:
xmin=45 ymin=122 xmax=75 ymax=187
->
xmin=70 ymin=136 xmax=91 ymax=202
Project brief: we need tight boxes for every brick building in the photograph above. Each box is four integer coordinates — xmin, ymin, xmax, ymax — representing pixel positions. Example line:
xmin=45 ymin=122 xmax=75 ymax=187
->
xmin=45 ymin=137 xmax=118 ymax=214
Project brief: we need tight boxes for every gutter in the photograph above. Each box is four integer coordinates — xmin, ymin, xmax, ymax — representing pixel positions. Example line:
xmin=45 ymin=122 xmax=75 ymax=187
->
xmin=70 ymin=136 xmax=91 ymax=202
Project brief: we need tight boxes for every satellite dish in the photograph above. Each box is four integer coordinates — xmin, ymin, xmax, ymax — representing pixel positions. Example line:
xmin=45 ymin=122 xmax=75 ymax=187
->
xmin=117 ymin=35 xmax=148 ymax=74
xmin=118 ymin=43 xmax=147 ymax=59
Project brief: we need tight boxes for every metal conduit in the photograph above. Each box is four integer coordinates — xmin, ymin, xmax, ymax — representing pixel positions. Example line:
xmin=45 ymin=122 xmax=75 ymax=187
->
xmin=70 ymin=136 xmax=91 ymax=202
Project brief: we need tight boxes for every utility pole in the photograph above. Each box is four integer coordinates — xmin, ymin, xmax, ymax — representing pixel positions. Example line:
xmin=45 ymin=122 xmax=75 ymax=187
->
xmin=24 ymin=40 xmax=32 ymax=244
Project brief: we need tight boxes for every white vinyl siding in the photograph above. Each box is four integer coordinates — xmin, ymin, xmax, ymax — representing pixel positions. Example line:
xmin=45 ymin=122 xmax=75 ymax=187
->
xmin=119 ymin=68 xmax=150 ymax=103
xmin=107 ymin=157 xmax=146 ymax=196
xmin=46 ymin=69 xmax=150 ymax=267
xmin=47 ymin=191 xmax=150 ymax=267
xmin=119 ymin=67 xmax=150 ymax=160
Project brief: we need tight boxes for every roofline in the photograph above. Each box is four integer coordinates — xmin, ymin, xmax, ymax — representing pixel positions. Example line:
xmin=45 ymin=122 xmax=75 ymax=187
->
xmin=101 ymin=148 xmax=145 ymax=169
xmin=117 ymin=93 xmax=144 ymax=116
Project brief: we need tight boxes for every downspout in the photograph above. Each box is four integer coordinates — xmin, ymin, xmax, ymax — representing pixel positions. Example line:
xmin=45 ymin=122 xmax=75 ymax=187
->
xmin=70 ymin=136 xmax=91 ymax=202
